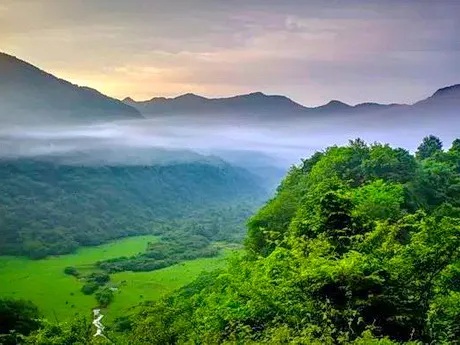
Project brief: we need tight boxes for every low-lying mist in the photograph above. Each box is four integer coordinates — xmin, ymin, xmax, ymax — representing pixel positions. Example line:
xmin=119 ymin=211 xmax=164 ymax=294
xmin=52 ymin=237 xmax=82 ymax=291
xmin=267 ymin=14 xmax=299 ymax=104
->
xmin=1 ymin=111 xmax=458 ymax=168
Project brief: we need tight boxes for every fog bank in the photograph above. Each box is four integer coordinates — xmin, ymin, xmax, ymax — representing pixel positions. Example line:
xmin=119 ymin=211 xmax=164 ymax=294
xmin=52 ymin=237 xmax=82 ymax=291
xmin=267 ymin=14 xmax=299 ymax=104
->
xmin=1 ymin=111 xmax=458 ymax=168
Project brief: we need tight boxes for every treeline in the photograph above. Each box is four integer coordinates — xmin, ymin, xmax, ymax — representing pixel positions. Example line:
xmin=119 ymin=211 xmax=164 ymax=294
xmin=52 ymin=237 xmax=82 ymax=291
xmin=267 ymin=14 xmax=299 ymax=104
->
xmin=98 ymin=233 xmax=218 ymax=273
xmin=97 ymin=203 xmax=255 ymax=272
xmin=0 ymin=159 xmax=265 ymax=259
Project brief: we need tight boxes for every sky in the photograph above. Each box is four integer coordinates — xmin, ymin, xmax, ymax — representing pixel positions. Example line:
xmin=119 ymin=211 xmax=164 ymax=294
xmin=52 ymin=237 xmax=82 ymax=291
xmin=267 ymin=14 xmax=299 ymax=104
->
xmin=1 ymin=0 xmax=459 ymax=106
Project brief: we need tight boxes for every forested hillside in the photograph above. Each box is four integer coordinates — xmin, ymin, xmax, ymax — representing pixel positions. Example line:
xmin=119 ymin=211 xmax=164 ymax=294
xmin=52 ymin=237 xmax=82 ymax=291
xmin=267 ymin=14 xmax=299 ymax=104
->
xmin=0 ymin=159 xmax=265 ymax=259
xmin=116 ymin=136 xmax=459 ymax=344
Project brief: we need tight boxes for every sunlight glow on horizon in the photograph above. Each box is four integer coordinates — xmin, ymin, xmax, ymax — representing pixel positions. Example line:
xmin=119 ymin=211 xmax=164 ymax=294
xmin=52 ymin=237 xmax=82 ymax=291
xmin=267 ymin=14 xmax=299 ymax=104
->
xmin=1 ymin=0 xmax=459 ymax=105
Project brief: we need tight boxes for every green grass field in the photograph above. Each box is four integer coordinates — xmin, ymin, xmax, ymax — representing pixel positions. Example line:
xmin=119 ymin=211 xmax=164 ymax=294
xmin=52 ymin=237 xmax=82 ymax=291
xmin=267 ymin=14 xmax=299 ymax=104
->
xmin=106 ymin=252 xmax=234 ymax=322
xmin=0 ymin=236 xmax=236 ymax=323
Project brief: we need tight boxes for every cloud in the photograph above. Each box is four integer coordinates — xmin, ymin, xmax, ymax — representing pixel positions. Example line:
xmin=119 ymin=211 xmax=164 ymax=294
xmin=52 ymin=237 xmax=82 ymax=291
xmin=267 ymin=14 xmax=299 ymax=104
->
xmin=1 ymin=0 xmax=459 ymax=104
xmin=1 ymin=102 xmax=459 ymax=169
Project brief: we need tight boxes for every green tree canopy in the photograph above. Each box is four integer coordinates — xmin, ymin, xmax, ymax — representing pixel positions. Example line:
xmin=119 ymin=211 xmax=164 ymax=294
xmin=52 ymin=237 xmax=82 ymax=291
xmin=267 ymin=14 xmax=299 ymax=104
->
xmin=0 ymin=298 xmax=41 ymax=345
xmin=415 ymin=135 xmax=443 ymax=160
xmin=122 ymin=137 xmax=460 ymax=345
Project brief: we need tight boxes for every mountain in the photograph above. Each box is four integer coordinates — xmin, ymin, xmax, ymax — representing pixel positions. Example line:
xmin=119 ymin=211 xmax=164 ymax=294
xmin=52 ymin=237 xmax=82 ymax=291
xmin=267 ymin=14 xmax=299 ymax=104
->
xmin=375 ymin=84 xmax=460 ymax=130
xmin=414 ymin=83 xmax=460 ymax=108
xmin=40 ymin=147 xmax=223 ymax=167
xmin=124 ymin=92 xmax=400 ymax=118
xmin=312 ymin=100 xmax=353 ymax=113
xmin=0 ymin=155 xmax=266 ymax=258
xmin=0 ymin=52 xmax=142 ymax=124
xmin=2 ymin=51 xmax=456 ymax=123
xmin=124 ymin=92 xmax=306 ymax=117
xmin=353 ymin=102 xmax=401 ymax=111
xmin=125 ymin=84 xmax=459 ymax=119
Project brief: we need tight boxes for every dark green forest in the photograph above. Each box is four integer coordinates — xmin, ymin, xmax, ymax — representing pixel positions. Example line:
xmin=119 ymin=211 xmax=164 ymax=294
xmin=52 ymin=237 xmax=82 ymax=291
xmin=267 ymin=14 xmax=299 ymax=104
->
xmin=96 ymin=204 xmax=255 ymax=273
xmin=2 ymin=136 xmax=460 ymax=344
xmin=0 ymin=159 xmax=264 ymax=259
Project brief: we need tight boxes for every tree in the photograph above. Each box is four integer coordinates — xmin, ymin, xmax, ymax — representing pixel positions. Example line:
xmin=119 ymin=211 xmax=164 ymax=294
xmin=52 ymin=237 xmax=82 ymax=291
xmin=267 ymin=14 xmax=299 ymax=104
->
xmin=0 ymin=298 xmax=41 ymax=344
xmin=450 ymin=138 xmax=460 ymax=153
xmin=88 ymin=272 xmax=110 ymax=285
xmin=352 ymin=179 xmax=404 ymax=221
xmin=363 ymin=144 xmax=417 ymax=183
xmin=415 ymin=135 xmax=443 ymax=160
xmin=63 ymin=266 xmax=79 ymax=277
xmin=81 ymin=283 xmax=99 ymax=295
xmin=95 ymin=288 xmax=115 ymax=308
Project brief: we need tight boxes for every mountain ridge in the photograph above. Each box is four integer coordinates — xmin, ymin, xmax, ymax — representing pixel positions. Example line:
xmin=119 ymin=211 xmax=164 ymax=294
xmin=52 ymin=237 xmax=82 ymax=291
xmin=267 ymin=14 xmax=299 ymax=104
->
xmin=0 ymin=52 xmax=143 ymax=124
xmin=1 ymin=51 xmax=458 ymax=120
xmin=124 ymin=84 xmax=458 ymax=118
xmin=125 ymin=84 xmax=460 ymax=109
xmin=414 ymin=83 xmax=460 ymax=108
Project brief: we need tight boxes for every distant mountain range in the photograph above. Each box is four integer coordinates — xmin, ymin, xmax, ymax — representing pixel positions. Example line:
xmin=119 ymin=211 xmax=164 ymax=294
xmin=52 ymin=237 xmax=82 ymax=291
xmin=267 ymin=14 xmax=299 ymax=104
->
xmin=1 ymin=51 xmax=458 ymax=123
xmin=123 ymin=92 xmax=307 ymax=117
xmin=124 ymin=85 xmax=459 ymax=119
xmin=0 ymin=52 xmax=142 ymax=124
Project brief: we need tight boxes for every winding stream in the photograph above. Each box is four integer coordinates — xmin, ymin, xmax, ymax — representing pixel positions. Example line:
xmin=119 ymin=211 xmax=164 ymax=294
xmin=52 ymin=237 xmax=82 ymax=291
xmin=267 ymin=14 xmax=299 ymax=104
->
xmin=92 ymin=309 xmax=105 ymax=337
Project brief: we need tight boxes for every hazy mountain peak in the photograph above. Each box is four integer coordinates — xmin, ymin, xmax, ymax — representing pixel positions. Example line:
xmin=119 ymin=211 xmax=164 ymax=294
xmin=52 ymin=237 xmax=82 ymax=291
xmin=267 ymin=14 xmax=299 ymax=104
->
xmin=327 ymin=100 xmax=351 ymax=107
xmin=414 ymin=83 xmax=460 ymax=108
xmin=0 ymin=52 xmax=21 ymax=64
xmin=314 ymin=100 xmax=352 ymax=111
xmin=353 ymin=102 xmax=401 ymax=109
xmin=431 ymin=84 xmax=460 ymax=98
xmin=124 ymin=90 xmax=306 ymax=117
xmin=230 ymin=92 xmax=304 ymax=107
xmin=1 ymin=52 xmax=59 ymax=84
xmin=355 ymin=102 xmax=383 ymax=107
xmin=174 ymin=93 xmax=208 ymax=101
xmin=147 ymin=97 xmax=169 ymax=103
xmin=246 ymin=91 xmax=266 ymax=97
xmin=234 ymin=91 xmax=290 ymax=100
xmin=0 ymin=51 xmax=143 ymax=124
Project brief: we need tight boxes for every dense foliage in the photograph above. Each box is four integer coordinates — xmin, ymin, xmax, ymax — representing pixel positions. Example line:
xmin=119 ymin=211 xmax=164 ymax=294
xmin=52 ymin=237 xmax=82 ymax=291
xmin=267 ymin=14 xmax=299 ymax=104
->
xmin=97 ymin=233 xmax=218 ymax=273
xmin=119 ymin=137 xmax=460 ymax=344
xmin=0 ymin=159 xmax=264 ymax=258
xmin=0 ymin=298 xmax=41 ymax=345
xmin=22 ymin=317 xmax=107 ymax=345
xmin=80 ymin=272 xmax=111 ymax=297
xmin=96 ymin=203 xmax=253 ymax=273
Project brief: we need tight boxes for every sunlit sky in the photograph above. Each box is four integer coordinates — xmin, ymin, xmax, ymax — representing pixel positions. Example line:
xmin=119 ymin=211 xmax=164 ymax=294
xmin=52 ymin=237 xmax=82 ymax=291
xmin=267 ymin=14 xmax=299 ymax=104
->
xmin=1 ymin=0 xmax=459 ymax=105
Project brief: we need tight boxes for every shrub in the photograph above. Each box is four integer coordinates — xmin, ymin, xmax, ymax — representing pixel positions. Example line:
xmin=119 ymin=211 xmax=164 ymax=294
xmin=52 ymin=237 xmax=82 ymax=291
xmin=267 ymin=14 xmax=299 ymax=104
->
xmin=80 ymin=283 xmax=99 ymax=295
xmin=63 ymin=266 xmax=79 ymax=277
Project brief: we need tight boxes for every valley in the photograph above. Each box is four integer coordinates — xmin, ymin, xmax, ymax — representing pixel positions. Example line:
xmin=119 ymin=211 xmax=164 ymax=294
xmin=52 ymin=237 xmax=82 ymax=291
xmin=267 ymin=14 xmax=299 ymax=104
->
xmin=0 ymin=235 xmax=238 ymax=323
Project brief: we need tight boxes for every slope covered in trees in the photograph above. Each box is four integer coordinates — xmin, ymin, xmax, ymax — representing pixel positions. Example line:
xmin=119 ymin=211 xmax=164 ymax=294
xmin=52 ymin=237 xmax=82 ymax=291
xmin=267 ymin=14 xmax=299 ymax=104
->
xmin=0 ymin=159 xmax=265 ymax=259
xmin=119 ymin=136 xmax=459 ymax=344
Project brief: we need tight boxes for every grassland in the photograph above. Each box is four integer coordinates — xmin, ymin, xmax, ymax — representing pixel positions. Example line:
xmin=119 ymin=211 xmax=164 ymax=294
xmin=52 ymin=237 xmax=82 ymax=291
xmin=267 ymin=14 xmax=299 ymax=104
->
xmin=106 ymin=250 xmax=235 ymax=322
xmin=0 ymin=236 xmax=236 ymax=323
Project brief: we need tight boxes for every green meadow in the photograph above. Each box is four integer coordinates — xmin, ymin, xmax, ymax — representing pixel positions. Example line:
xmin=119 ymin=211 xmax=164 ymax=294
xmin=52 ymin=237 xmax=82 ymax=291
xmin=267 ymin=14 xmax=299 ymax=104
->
xmin=106 ymin=253 xmax=233 ymax=322
xmin=0 ymin=235 xmax=233 ymax=323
